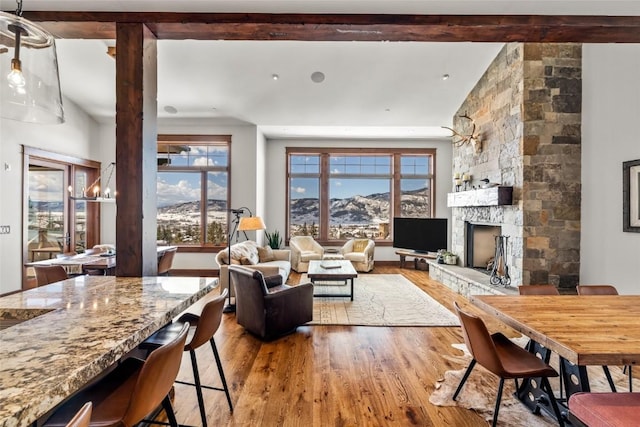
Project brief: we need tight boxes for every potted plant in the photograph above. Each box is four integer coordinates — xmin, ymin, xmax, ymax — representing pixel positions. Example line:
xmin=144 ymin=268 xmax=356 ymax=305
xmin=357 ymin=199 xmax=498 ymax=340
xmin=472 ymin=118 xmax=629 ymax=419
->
xmin=265 ymin=230 xmax=283 ymax=249
xmin=441 ymin=251 xmax=458 ymax=265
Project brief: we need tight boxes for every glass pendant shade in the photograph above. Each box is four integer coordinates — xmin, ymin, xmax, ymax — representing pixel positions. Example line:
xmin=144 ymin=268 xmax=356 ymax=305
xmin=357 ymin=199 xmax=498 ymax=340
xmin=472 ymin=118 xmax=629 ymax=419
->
xmin=0 ymin=11 xmax=64 ymax=124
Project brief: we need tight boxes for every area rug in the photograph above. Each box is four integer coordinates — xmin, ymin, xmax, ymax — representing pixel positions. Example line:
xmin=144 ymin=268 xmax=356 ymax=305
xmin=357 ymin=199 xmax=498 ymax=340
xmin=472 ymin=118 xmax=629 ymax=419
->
xmin=430 ymin=337 xmax=638 ymax=426
xmin=301 ymin=274 xmax=460 ymax=326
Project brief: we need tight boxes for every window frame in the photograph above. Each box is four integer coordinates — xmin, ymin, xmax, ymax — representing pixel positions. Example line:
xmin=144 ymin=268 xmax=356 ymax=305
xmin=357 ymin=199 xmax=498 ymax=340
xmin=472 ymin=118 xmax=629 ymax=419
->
xmin=157 ymin=134 xmax=231 ymax=252
xmin=286 ymin=147 xmax=436 ymax=246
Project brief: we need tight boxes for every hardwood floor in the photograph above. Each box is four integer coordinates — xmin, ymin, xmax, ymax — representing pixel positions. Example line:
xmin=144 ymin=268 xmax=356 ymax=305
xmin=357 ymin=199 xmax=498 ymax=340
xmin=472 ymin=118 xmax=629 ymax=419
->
xmin=169 ymin=266 xmax=516 ymax=426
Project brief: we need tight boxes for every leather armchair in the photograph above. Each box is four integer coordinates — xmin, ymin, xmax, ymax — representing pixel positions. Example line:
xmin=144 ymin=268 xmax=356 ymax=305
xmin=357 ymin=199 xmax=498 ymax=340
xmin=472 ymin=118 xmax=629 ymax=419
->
xmin=229 ymin=265 xmax=313 ymax=340
xmin=289 ymin=236 xmax=324 ymax=272
xmin=340 ymin=238 xmax=375 ymax=272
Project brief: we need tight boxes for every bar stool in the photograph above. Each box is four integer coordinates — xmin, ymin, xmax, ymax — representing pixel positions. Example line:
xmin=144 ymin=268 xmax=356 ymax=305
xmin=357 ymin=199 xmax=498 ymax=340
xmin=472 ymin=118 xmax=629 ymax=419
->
xmin=140 ymin=288 xmax=232 ymax=427
xmin=34 ymin=265 xmax=68 ymax=286
xmin=44 ymin=323 xmax=189 ymax=427
xmin=65 ymin=402 xmax=91 ymax=427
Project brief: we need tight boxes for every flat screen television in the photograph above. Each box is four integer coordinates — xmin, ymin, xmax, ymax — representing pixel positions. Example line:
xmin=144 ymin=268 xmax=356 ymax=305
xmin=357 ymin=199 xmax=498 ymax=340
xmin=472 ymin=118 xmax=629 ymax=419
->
xmin=393 ymin=217 xmax=448 ymax=253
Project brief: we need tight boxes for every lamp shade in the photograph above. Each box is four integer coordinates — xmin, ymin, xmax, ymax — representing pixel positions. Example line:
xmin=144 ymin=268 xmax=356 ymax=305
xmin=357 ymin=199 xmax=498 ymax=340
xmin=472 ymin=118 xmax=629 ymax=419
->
xmin=0 ymin=12 xmax=64 ymax=124
xmin=238 ymin=216 xmax=266 ymax=231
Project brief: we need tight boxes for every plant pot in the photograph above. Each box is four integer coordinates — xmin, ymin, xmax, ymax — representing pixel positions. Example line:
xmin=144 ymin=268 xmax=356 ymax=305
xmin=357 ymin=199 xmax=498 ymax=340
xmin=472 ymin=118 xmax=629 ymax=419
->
xmin=444 ymin=255 xmax=457 ymax=265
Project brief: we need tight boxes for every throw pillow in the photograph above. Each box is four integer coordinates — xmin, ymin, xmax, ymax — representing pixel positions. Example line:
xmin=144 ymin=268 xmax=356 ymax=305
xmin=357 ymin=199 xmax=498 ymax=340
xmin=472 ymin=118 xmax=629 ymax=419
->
xmin=352 ymin=239 xmax=369 ymax=253
xmin=240 ymin=256 xmax=253 ymax=265
xmin=258 ymin=245 xmax=276 ymax=262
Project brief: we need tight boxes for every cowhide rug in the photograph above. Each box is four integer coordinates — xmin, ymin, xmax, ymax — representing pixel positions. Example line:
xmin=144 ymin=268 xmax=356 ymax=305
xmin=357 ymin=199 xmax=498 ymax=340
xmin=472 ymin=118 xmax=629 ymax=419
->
xmin=430 ymin=337 xmax=637 ymax=426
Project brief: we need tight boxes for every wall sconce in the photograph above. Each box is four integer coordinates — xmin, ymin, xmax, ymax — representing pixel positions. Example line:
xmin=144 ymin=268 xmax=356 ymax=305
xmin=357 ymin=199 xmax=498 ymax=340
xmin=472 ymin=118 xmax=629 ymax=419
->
xmin=0 ymin=0 xmax=64 ymax=124
xmin=442 ymin=113 xmax=481 ymax=153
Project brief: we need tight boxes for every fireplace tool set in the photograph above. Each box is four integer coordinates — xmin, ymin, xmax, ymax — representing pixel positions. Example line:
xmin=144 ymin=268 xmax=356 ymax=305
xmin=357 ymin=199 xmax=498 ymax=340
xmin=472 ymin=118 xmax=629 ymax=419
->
xmin=490 ymin=235 xmax=511 ymax=287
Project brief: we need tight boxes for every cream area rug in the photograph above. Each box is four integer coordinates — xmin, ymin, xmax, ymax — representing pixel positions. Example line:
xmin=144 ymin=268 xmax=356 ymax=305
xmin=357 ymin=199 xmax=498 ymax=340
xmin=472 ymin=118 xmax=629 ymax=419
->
xmin=430 ymin=337 xmax=638 ymax=426
xmin=301 ymin=274 xmax=460 ymax=326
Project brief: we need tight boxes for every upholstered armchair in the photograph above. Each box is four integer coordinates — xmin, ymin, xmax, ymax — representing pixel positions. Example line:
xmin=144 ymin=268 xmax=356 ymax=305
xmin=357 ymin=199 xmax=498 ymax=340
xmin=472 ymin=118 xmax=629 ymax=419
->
xmin=289 ymin=236 xmax=324 ymax=273
xmin=229 ymin=265 xmax=313 ymax=340
xmin=340 ymin=238 xmax=375 ymax=272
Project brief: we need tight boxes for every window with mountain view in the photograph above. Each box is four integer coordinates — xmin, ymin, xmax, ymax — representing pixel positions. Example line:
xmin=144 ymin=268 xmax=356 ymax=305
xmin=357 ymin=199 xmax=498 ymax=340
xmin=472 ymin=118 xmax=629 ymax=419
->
xmin=287 ymin=148 xmax=435 ymax=243
xmin=157 ymin=136 xmax=230 ymax=247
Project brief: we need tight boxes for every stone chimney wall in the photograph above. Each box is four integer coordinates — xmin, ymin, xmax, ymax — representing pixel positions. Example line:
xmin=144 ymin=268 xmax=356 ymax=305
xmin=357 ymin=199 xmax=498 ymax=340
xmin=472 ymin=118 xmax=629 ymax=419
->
xmin=450 ymin=42 xmax=582 ymax=290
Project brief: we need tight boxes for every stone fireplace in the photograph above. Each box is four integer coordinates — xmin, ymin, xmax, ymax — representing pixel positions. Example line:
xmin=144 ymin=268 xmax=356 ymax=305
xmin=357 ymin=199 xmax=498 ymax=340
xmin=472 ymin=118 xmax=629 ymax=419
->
xmin=447 ymin=42 xmax=582 ymax=291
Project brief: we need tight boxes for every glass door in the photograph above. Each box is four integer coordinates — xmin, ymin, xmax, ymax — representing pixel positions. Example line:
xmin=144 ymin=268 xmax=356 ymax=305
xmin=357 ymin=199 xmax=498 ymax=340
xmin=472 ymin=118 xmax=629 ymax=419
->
xmin=27 ymin=161 xmax=69 ymax=261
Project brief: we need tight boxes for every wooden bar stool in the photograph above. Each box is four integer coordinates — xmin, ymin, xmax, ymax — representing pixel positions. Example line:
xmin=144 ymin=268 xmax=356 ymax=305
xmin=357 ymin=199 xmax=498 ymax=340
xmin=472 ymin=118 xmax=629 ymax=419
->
xmin=65 ymin=402 xmax=91 ymax=427
xmin=34 ymin=265 xmax=69 ymax=286
xmin=44 ymin=323 xmax=189 ymax=427
xmin=140 ymin=288 xmax=232 ymax=427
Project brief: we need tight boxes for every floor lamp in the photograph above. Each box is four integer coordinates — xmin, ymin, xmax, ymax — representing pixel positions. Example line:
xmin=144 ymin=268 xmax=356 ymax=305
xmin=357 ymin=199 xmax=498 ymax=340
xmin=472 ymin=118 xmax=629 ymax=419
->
xmin=224 ymin=207 xmax=266 ymax=313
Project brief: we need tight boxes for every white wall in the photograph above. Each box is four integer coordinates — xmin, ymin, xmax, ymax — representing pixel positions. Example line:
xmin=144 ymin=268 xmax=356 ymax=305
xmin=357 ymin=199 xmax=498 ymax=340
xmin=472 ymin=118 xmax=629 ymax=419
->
xmin=154 ymin=120 xmax=261 ymax=270
xmin=0 ymin=98 xmax=99 ymax=294
xmin=265 ymin=138 xmax=453 ymax=260
xmin=581 ymin=44 xmax=640 ymax=294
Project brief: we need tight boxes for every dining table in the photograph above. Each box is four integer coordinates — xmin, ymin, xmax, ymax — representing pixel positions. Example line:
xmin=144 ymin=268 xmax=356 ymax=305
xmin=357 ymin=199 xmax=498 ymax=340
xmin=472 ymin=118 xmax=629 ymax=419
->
xmin=470 ymin=294 xmax=640 ymax=419
xmin=26 ymin=245 xmax=177 ymax=276
xmin=0 ymin=275 xmax=218 ymax=427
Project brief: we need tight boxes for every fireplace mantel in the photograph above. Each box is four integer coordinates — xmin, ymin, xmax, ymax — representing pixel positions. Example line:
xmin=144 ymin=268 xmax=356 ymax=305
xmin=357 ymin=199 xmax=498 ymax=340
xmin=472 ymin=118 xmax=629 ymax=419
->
xmin=447 ymin=186 xmax=513 ymax=208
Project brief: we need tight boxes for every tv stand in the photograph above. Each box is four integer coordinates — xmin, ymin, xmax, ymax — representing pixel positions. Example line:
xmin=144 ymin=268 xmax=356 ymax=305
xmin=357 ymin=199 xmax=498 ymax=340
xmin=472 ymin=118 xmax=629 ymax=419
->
xmin=395 ymin=249 xmax=437 ymax=269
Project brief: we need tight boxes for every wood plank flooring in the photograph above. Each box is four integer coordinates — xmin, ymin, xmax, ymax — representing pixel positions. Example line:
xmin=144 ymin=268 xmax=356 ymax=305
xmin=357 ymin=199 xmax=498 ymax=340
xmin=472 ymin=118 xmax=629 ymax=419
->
xmin=168 ymin=266 xmax=516 ymax=426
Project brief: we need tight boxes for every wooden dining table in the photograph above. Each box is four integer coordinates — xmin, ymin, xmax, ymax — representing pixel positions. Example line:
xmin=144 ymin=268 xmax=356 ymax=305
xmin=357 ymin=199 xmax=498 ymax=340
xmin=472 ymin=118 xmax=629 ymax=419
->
xmin=26 ymin=245 xmax=177 ymax=276
xmin=470 ymin=294 xmax=640 ymax=418
xmin=0 ymin=275 xmax=218 ymax=427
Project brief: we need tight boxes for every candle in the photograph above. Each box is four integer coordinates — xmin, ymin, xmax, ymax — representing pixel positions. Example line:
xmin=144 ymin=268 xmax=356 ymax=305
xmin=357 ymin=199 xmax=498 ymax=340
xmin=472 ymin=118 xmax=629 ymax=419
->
xmin=454 ymin=179 xmax=463 ymax=186
xmin=67 ymin=185 xmax=72 ymax=195
xmin=81 ymin=187 xmax=85 ymax=197
xmin=462 ymin=173 xmax=471 ymax=181
xmin=93 ymin=186 xmax=100 ymax=197
xmin=105 ymin=187 xmax=111 ymax=198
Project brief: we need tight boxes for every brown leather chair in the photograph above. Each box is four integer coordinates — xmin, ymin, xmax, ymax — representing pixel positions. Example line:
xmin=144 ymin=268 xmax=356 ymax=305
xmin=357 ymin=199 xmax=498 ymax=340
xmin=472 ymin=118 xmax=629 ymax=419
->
xmin=452 ymin=301 xmax=563 ymax=427
xmin=140 ymin=288 xmax=233 ymax=427
xmin=575 ymin=284 xmax=631 ymax=391
xmin=65 ymin=402 xmax=92 ymax=427
xmin=518 ymin=284 xmax=560 ymax=295
xmin=34 ymin=265 xmax=69 ymax=286
xmin=230 ymin=265 xmax=313 ymax=340
xmin=576 ymin=284 xmax=618 ymax=295
xmin=44 ymin=322 xmax=189 ymax=427
xmin=157 ymin=247 xmax=177 ymax=276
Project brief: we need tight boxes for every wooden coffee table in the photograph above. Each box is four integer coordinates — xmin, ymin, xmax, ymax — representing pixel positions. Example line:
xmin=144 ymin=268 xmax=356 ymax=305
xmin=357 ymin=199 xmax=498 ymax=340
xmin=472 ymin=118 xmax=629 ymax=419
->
xmin=307 ymin=260 xmax=357 ymax=301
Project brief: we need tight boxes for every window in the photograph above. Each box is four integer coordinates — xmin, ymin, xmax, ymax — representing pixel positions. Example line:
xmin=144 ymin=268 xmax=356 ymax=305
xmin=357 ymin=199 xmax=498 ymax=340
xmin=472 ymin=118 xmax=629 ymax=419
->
xmin=157 ymin=135 xmax=230 ymax=247
xmin=287 ymin=148 xmax=435 ymax=243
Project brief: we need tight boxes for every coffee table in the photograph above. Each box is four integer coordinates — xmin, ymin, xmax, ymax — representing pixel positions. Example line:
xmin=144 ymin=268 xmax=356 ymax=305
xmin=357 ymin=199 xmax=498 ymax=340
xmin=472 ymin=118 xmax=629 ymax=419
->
xmin=307 ymin=259 xmax=357 ymax=301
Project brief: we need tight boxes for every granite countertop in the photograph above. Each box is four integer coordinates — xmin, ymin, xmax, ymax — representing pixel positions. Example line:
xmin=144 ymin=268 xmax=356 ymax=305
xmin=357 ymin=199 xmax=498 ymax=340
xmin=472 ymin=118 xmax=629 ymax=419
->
xmin=0 ymin=275 xmax=218 ymax=427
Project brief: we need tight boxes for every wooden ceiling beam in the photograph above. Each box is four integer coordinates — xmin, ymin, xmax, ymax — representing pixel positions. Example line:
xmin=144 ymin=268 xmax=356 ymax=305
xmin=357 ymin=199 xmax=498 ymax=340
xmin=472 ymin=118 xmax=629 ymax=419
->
xmin=18 ymin=12 xmax=640 ymax=42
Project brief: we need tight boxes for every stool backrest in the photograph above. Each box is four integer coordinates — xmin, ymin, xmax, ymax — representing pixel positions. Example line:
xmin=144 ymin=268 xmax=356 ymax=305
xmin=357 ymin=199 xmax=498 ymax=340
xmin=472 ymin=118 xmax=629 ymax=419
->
xmin=34 ymin=265 xmax=69 ymax=286
xmin=123 ymin=322 xmax=189 ymax=426
xmin=65 ymin=402 xmax=92 ymax=427
xmin=157 ymin=248 xmax=177 ymax=275
xmin=188 ymin=288 xmax=228 ymax=350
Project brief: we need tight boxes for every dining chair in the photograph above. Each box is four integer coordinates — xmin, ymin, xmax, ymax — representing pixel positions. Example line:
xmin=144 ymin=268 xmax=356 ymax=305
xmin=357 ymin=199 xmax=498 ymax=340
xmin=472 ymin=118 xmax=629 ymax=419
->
xmin=576 ymin=284 xmax=632 ymax=392
xmin=44 ymin=322 xmax=189 ymax=427
xmin=518 ymin=284 xmax=560 ymax=295
xmin=65 ymin=402 xmax=92 ymax=427
xmin=157 ymin=247 xmax=177 ymax=276
xmin=140 ymin=288 xmax=232 ymax=427
xmin=452 ymin=301 xmax=564 ymax=427
xmin=34 ymin=265 xmax=69 ymax=286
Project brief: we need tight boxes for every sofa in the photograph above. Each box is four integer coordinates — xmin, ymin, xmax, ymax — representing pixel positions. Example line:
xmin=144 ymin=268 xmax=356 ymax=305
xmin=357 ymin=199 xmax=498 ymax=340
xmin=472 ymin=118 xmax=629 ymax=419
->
xmin=340 ymin=238 xmax=375 ymax=272
xmin=215 ymin=240 xmax=291 ymax=299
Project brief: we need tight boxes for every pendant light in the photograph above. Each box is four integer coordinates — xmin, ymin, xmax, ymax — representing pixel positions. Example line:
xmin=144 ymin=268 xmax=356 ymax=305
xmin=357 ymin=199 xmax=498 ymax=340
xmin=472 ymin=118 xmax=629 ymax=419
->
xmin=0 ymin=0 xmax=64 ymax=124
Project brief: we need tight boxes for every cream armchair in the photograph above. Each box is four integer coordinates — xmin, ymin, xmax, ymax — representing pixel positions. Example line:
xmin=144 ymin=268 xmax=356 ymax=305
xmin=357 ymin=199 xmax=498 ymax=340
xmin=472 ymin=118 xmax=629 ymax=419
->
xmin=340 ymin=238 xmax=375 ymax=272
xmin=289 ymin=236 xmax=324 ymax=272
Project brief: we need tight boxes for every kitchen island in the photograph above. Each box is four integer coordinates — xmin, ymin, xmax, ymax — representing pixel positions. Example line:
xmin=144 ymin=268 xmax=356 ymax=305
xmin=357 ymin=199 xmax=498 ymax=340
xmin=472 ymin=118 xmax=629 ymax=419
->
xmin=0 ymin=275 xmax=218 ymax=427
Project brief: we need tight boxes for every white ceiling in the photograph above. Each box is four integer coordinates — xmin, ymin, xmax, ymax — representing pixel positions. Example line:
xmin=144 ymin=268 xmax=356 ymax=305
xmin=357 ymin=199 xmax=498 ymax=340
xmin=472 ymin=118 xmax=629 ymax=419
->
xmin=4 ymin=1 xmax=639 ymax=139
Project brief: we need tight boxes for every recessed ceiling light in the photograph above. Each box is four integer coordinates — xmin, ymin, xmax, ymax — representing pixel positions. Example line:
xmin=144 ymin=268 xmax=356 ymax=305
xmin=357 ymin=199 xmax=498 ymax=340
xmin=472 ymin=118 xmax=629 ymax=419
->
xmin=311 ymin=71 xmax=325 ymax=83
xmin=272 ymin=74 xmax=279 ymax=80
xmin=164 ymin=105 xmax=178 ymax=114
xmin=442 ymin=74 xmax=450 ymax=81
